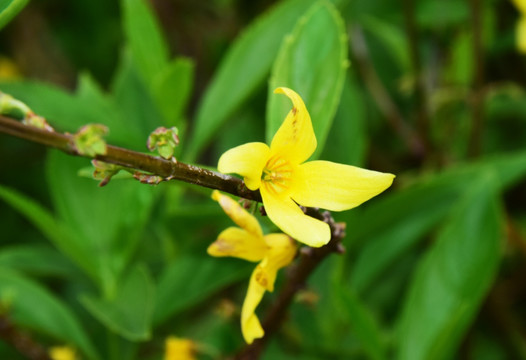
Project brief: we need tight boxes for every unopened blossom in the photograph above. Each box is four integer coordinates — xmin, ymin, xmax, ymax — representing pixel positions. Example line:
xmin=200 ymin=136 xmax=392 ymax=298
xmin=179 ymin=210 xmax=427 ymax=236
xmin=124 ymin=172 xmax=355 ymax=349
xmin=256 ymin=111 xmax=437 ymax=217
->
xmin=208 ymin=190 xmax=297 ymax=344
xmin=218 ymin=87 xmax=394 ymax=247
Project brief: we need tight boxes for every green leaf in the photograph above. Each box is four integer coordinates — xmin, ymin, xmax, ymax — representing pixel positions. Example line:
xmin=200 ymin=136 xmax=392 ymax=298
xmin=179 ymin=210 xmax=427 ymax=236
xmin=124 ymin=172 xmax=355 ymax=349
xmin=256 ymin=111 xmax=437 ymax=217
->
xmin=321 ymin=73 xmax=367 ymax=167
xmin=0 ymin=184 xmax=98 ymax=280
xmin=0 ymin=244 xmax=79 ymax=279
xmin=46 ymin=152 xmax=156 ymax=295
xmin=360 ymin=15 xmax=410 ymax=71
xmin=81 ymin=265 xmax=154 ymax=341
xmin=0 ymin=267 xmax=100 ymax=360
xmin=396 ymin=173 xmax=502 ymax=360
xmin=348 ymin=150 xmax=526 ymax=295
xmin=0 ymin=0 xmax=28 ymax=30
xmin=111 ymin=50 xmax=165 ymax=141
xmin=185 ymin=0 xmax=320 ymax=161
xmin=154 ymin=256 xmax=252 ymax=325
xmin=151 ymin=57 xmax=194 ymax=129
xmin=335 ymin=287 xmax=386 ymax=360
xmin=267 ymin=1 xmax=348 ymax=159
xmin=121 ymin=0 xmax=169 ymax=84
xmin=444 ymin=30 xmax=473 ymax=86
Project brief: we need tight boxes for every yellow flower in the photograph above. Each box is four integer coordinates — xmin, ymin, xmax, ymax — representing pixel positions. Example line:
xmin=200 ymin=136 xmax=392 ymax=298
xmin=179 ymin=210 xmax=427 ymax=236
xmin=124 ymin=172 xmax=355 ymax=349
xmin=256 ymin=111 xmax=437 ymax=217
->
xmin=218 ymin=87 xmax=394 ymax=247
xmin=164 ymin=336 xmax=196 ymax=360
xmin=208 ymin=190 xmax=297 ymax=344
xmin=49 ymin=346 xmax=77 ymax=360
xmin=513 ymin=0 xmax=526 ymax=53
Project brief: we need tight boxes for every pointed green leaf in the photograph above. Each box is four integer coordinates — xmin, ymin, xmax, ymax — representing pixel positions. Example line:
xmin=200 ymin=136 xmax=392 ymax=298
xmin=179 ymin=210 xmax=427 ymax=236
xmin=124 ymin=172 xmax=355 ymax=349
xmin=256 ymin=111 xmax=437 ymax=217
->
xmin=186 ymin=0 xmax=320 ymax=161
xmin=121 ymin=0 xmax=169 ymax=84
xmin=0 ymin=184 xmax=97 ymax=280
xmin=0 ymin=267 xmax=100 ymax=360
xmin=81 ymin=265 xmax=154 ymax=341
xmin=397 ymin=173 xmax=502 ymax=360
xmin=0 ymin=0 xmax=28 ymax=30
xmin=154 ymin=256 xmax=252 ymax=325
xmin=267 ymin=1 xmax=348 ymax=159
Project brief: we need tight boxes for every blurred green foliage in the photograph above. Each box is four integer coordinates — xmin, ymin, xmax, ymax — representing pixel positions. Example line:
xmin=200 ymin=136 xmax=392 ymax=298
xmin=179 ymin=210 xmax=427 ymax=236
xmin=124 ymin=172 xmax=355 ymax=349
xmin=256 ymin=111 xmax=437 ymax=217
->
xmin=1 ymin=0 xmax=526 ymax=359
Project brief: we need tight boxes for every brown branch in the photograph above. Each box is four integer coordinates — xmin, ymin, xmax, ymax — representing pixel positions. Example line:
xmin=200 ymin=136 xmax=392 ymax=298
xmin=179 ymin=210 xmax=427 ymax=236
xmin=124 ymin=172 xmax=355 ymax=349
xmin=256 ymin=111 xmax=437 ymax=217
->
xmin=467 ymin=0 xmax=485 ymax=158
xmin=0 ymin=313 xmax=51 ymax=360
xmin=349 ymin=25 xmax=426 ymax=159
xmin=234 ymin=210 xmax=346 ymax=359
xmin=0 ymin=115 xmax=261 ymax=202
xmin=402 ymin=0 xmax=431 ymax=148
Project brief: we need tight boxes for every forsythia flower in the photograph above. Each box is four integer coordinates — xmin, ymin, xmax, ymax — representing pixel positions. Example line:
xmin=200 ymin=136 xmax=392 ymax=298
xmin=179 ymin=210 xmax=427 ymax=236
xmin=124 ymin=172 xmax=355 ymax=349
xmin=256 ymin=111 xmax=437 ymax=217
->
xmin=164 ymin=336 xmax=196 ymax=360
xmin=208 ymin=190 xmax=297 ymax=344
xmin=49 ymin=346 xmax=77 ymax=360
xmin=218 ymin=87 xmax=394 ymax=247
xmin=513 ymin=0 xmax=526 ymax=53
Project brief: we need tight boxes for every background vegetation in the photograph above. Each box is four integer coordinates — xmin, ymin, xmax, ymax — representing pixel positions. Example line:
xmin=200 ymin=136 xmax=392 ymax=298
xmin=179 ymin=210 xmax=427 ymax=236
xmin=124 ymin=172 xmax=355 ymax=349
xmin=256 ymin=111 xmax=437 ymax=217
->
xmin=1 ymin=0 xmax=526 ymax=359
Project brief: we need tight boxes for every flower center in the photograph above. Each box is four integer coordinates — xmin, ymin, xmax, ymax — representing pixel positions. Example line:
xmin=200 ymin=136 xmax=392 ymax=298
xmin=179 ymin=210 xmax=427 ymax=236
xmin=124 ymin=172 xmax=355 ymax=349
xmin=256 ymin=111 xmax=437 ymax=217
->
xmin=261 ymin=155 xmax=293 ymax=195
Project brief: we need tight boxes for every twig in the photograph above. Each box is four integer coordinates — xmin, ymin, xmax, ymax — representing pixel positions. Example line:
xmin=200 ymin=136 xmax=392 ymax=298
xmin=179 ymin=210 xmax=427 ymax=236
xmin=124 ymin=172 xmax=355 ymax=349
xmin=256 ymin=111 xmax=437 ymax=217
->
xmin=0 ymin=115 xmax=261 ymax=202
xmin=0 ymin=313 xmax=51 ymax=360
xmin=234 ymin=210 xmax=346 ymax=359
xmin=349 ymin=25 xmax=426 ymax=159
xmin=402 ymin=0 xmax=431 ymax=148
xmin=467 ymin=0 xmax=485 ymax=157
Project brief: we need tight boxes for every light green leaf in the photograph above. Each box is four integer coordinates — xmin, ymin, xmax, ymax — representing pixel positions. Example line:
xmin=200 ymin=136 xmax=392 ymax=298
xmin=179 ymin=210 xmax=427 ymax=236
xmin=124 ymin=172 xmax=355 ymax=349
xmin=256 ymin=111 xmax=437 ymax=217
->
xmin=396 ymin=173 xmax=502 ymax=360
xmin=121 ymin=0 xmax=169 ymax=84
xmin=0 ymin=267 xmax=100 ymax=360
xmin=321 ymin=73 xmax=367 ymax=167
xmin=267 ymin=1 xmax=348 ymax=159
xmin=0 ymin=183 xmax=98 ymax=280
xmin=186 ymin=0 xmax=319 ymax=161
xmin=0 ymin=0 xmax=28 ymax=30
xmin=152 ymin=57 xmax=194 ymax=129
xmin=81 ymin=265 xmax=154 ymax=341
xmin=154 ymin=256 xmax=252 ymax=325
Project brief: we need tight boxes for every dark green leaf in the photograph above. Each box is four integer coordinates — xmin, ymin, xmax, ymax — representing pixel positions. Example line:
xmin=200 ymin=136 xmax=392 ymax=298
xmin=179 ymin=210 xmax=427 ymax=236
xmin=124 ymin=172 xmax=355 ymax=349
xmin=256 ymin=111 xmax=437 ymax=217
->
xmin=185 ymin=0 xmax=320 ymax=161
xmin=154 ymin=256 xmax=252 ymax=325
xmin=396 ymin=173 xmax=502 ymax=360
xmin=81 ymin=265 xmax=154 ymax=341
xmin=267 ymin=1 xmax=348 ymax=159
xmin=0 ymin=267 xmax=100 ymax=360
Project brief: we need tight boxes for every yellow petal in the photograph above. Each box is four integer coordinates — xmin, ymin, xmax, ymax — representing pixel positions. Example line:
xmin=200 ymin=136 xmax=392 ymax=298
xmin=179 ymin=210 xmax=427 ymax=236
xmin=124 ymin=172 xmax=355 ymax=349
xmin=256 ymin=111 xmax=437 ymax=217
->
xmin=218 ymin=142 xmax=270 ymax=190
xmin=49 ymin=346 xmax=77 ymax=360
xmin=270 ymin=87 xmax=317 ymax=165
xmin=260 ymin=187 xmax=330 ymax=247
xmin=164 ymin=336 xmax=196 ymax=360
xmin=518 ymin=17 xmax=526 ymax=54
xmin=212 ymin=190 xmax=263 ymax=237
xmin=513 ymin=0 xmax=526 ymax=14
xmin=292 ymin=160 xmax=395 ymax=211
xmin=207 ymin=227 xmax=267 ymax=262
xmin=255 ymin=234 xmax=297 ymax=291
xmin=241 ymin=269 xmax=266 ymax=344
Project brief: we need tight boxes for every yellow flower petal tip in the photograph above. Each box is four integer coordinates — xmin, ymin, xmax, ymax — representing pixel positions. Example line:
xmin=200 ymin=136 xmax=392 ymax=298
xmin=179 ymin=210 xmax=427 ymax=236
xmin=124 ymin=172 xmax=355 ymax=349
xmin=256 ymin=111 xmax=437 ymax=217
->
xmin=164 ymin=336 xmax=196 ymax=360
xmin=209 ymin=192 xmax=298 ymax=344
xmin=49 ymin=346 xmax=77 ymax=360
xmin=216 ymin=87 xmax=394 ymax=247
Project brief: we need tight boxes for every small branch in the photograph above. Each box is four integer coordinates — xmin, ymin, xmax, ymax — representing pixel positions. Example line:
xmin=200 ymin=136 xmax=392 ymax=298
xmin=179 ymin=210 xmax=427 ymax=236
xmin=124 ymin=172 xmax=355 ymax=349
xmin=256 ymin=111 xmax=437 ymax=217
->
xmin=402 ymin=0 xmax=431 ymax=148
xmin=234 ymin=210 xmax=346 ymax=359
xmin=0 ymin=115 xmax=261 ymax=202
xmin=0 ymin=313 xmax=51 ymax=360
xmin=467 ymin=0 xmax=485 ymax=158
xmin=349 ymin=25 xmax=426 ymax=159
